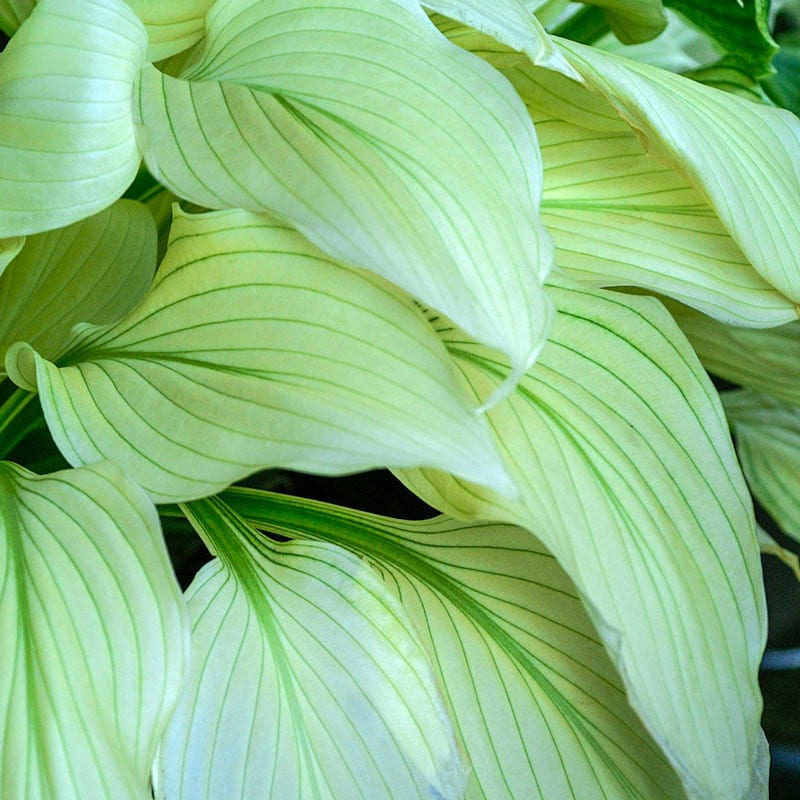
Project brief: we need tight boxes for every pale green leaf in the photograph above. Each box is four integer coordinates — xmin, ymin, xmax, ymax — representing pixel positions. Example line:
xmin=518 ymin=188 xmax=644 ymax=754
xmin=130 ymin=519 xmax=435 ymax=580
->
xmin=397 ymin=280 xmax=766 ymax=799
xmin=221 ymin=488 xmax=687 ymax=800
xmin=724 ymin=389 xmax=800 ymax=544
xmin=134 ymin=0 xmax=554 ymax=392
xmin=156 ymin=496 xmax=466 ymax=800
xmin=0 ymin=200 xmax=156 ymax=370
xmin=423 ymin=0 xmax=580 ymax=76
xmin=5 ymin=208 xmax=512 ymax=503
xmin=0 ymin=460 xmax=188 ymax=799
xmin=440 ymin=27 xmax=795 ymax=326
xmin=555 ymin=38 xmax=800 ymax=305
xmin=0 ymin=0 xmax=31 ymax=34
xmin=584 ymin=0 xmax=667 ymax=44
xmin=0 ymin=0 xmax=147 ymax=237
xmin=669 ymin=304 xmax=800 ymax=406
xmin=123 ymin=0 xmax=214 ymax=61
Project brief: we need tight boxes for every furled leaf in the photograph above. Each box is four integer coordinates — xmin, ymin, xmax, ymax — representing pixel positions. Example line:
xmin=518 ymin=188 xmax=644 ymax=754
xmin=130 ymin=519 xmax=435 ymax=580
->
xmin=0 ymin=460 xmax=188 ymax=799
xmin=0 ymin=200 xmax=156 ymax=370
xmin=124 ymin=0 xmax=214 ymax=61
xmin=397 ymin=280 xmax=767 ymax=799
xmin=134 ymin=0 xmax=554 ymax=392
xmin=554 ymin=38 xmax=800 ymax=306
xmin=663 ymin=0 xmax=776 ymax=78
xmin=221 ymin=487 xmax=687 ymax=800
xmin=441 ymin=25 xmax=795 ymax=326
xmin=724 ymin=389 xmax=800 ymax=544
xmin=0 ymin=0 xmax=31 ymax=34
xmin=5 ymin=208 xmax=512 ymax=503
xmin=0 ymin=235 xmax=24 ymax=278
xmin=156 ymin=496 xmax=466 ymax=800
xmin=585 ymin=0 xmax=667 ymax=44
xmin=670 ymin=305 xmax=800 ymax=406
xmin=0 ymin=0 xmax=147 ymax=237
xmin=423 ymin=0 xmax=579 ymax=75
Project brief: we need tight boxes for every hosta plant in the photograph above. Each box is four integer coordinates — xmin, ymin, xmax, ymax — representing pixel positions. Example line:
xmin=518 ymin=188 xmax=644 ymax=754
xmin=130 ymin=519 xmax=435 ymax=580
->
xmin=1 ymin=0 xmax=799 ymax=798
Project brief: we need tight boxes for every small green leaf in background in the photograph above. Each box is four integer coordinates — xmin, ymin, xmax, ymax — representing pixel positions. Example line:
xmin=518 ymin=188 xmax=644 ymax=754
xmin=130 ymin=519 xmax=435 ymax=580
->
xmin=585 ymin=0 xmax=667 ymax=44
xmin=724 ymin=389 xmax=800 ymax=545
xmin=663 ymin=0 xmax=777 ymax=78
xmin=0 ymin=200 xmax=156 ymax=370
xmin=5 ymin=208 xmax=512 ymax=503
xmin=0 ymin=460 xmax=188 ymax=800
xmin=157 ymin=496 xmax=466 ymax=800
xmin=397 ymin=280 xmax=767 ymax=800
xmin=222 ymin=488 xmax=687 ymax=800
xmin=0 ymin=0 xmax=32 ymax=35
xmin=135 ymin=0 xmax=556 ymax=395
xmin=0 ymin=0 xmax=147 ymax=237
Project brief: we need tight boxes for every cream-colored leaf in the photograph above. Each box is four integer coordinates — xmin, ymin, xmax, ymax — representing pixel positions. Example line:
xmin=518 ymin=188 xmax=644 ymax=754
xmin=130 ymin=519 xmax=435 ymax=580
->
xmin=124 ymin=0 xmax=214 ymax=61
xmin=0 ymin=200 xmax=156 ymax=370
xmin=0 ymin=460 xmax=188 ymax=799
xmin=0 ymin=0 xmax=147 ymax=236
xmin=156 ymin=497 xmax=466 ymax=800
xmin=5 ymin=208 xmax=512 ymax=503
xmin=397 ymin=280 xmax=766 ymax=800
xmin=135 ymin=0 xmax=555 ymax=393
xmin=222 ymin=488 xmax=688 ymax=800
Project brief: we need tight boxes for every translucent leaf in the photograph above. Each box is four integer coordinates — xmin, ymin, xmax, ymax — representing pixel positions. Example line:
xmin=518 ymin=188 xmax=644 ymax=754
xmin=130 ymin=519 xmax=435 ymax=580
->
xmin=156 ymin=496 xmax=466 ymax=800
xmin=724 ymin=389 xmax=800 ymax=544
xmin=0 ymin=460 xmax=188 ymax=799
xmin=221 ymin=488 xmax=688 ymax=800
xmin=555 ymin=39 xmax=800 ymax=305
xmin=0 ymin=200 xmax=156 ymax=370
xmin=441 ymin=26 xmax=795 ymax=325
xmin=397 ymin=280 xmax=767 ymax=799
xmin=0 ymin=0 xmax=147 ymax=237
xmin=669 ymin=304 xmax=800 ymax=405
xmin=124 ymin=0 xmax=214 ymax=61
xmin=423 ymin=0 xmax=579 ymax=75
xmin=134 ymin=0 xmax=554 ymax=392
xmin=5 ymin=208 xmax=512 ymax=503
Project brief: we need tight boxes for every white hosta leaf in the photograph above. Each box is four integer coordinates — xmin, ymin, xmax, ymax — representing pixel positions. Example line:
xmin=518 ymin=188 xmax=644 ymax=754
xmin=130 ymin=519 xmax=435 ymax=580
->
xmin=0 ymin=0 xmax=147 ymax=237
xmin=556 ymin=38 xmax=800 ymax=305
xmin=440 ymin=26 xmax=795 ymax=326
xmin=423 ymin=0 xmax=579 ymax=76
xmin=0 ymin=460 xmax=188 ymax=800
xmin=724 ymin=389 xmax=800 ymax=544
xmin=223 ymin=488 xmax=687 ymax=800
xmin=135 ymin=0 xmax=554 ymax=392
xmin=670 ymin=305 xmax=800 ymax=406
xmin=157 ymin=496 xmax=466 ymax=800
xmin=397 ymin=280 xmax=767 ymax=800
xmin=5 ymin=208 xmax=511 ymax=503
xmin=124 ymin=0 xmax=214 ymax=61
xmin=0 ymin=200 xmax=156 ymax=369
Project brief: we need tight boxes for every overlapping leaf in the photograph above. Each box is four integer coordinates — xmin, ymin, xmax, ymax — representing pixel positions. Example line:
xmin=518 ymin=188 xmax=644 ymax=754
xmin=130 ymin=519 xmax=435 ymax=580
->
xmin=555 ymin=38 xmax=800 ymax=305
xmin=440 ymin=25 xmax=795 ymax=326
xmin=123 ymin=0 xmax=214 ymax=61
xmin=396 ymin=280 xmax=767 ymax=799
xmin=135 ymin=0 xmax=554 ymax=390
xmin=0 ymin=0 xmax=147 ymax=237
xmin=156 ymin=496 xmax=466 ymax=800
xmin=0 ymin=460 xmax=188 ymax=799
xmin=724 ymin=389 xmax=800 ymax=544
xmin=5 ymin=208 xmax=511 ymax=503
xmin=671 ymin=305 xmax=800 ymax=405
xmin=0 ymin=200 xmax=156 ymax=369
xmin=0 ymin=0 xmax=31 ymax=34
xmin=584 ymin=0 xmax=667 ymax=44
xmin=222 ymin=487 xmax=687 ymax=800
